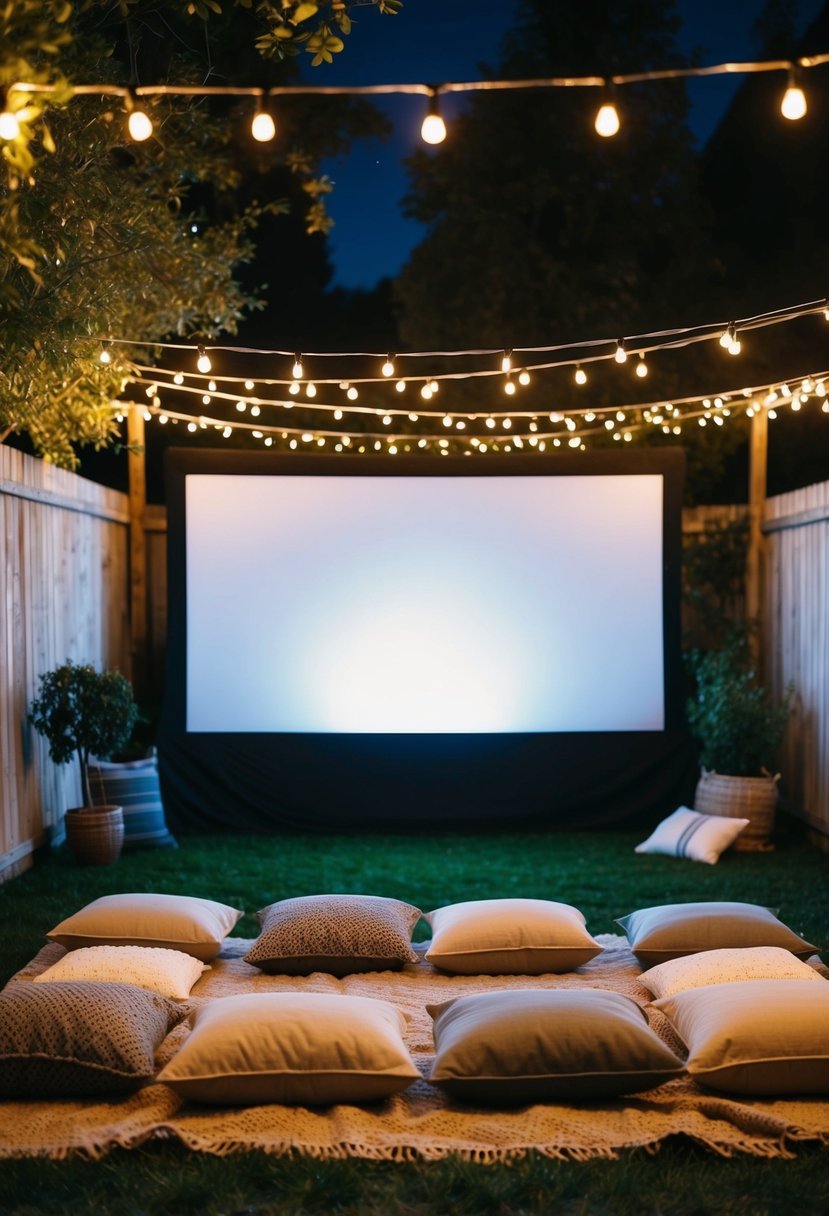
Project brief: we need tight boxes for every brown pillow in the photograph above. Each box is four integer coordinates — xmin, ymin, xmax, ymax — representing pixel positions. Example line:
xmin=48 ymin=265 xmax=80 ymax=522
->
xmin=0 ymin=981 xmax=186 ymax=1098
xmin=157 ymin=992 xmax=420 ymax=1105
xmin=47 ymin=893 xmax=243 ymax=962
xmin=244 ymin=894 xmax=421 ymax=977
xmin=429 ymin=988 xmax=684 ymax=1103
xmin=615 ymin=901 xmax=816 ymax=966
xmin=654 ymin=979 xmax=829 ymax=1094
xmin=425 ymin=898 xmax=601 ymax=975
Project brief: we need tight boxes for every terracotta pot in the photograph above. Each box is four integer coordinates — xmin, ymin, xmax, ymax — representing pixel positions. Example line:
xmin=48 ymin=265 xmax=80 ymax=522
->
xmin=693 ymin=769 xmax=780 ymax=852
xmin=65 ymin=804 xmax=124 ymax=865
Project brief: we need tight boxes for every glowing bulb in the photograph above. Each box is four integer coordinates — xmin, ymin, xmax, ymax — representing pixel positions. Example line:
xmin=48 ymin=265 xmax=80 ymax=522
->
xmin=251 ymin=108 xmax=276 ymax=142
xmin=421 ymin=111 xmax=446 ymax=145
xmin=408 ymin=413 xmax=419 ymax=422
xmin=173 ymin=372 xmax=184 ymax=385
xmin=306 ymin=382 xmax=316 ymax=398
xmin=442 ymin=415 xmax=452 ymax=427
xmin=208 ymin=380 xmax=217 ymax=391
xmin=594 ymin=101 xmax=620 ymax=138
xmin=574 ymin=366 xmax=587 ymax=385
xmin=504 ymin=377 xmax=516 ymax=396
xmin=236 ymin=401 xmax=246 ymax=412
xmin=395 ymin=380 xmax=406 ymax=393
xmin=127 ymin=108 xmax=153 ymax=142
xmin=289 ymin=382 xmax=300 ymax=396
xmin=292 ymin=355 xmax=303 ymax=379
xmin=196 ymin=347 xmax=211 ymax=374
xmin=420 ymin=383 xmax=433 ymax=400
xmin=614 ymin=340 xmax=627 ymax=364
xmin=159 ymin=414 xmax=168 ymax=424
xmin=518 ymin=369 xmax=531 ymax=386
xmin=202 ymin=394 xmax=211 ymax=405
xmin=99 ymin=347 xmax=112 ymax=365
xmin=635 ymin=355 xmax=648 ymax=378
xmin=187 ymin=421 xmax=197 ymax=432
xmin=502 ymin=418 xmax=512 ymax=430
xmin=244 ymin=379 xmax=255 ymax=391
xmin=486 ymin=417 xmax=496 ymax=429
xmin=728 ymin=337 xmax=741 ymax=355
xmin=0 ymin=108 xmax=20 ymax=141
xmin=781 ymin=72 xmax=807 ymax=121
xmin=250 ymin=405 xmax=261 ymax=417
xmin=501 ymin=350 xmax=512 ymax=373
xmin=347 ymin=386 xmax=359 ymax=401
xmin=383 ymin=415 xmax=393 ymax=426
xmin=381 ymin=356 xmax=395 ymax=377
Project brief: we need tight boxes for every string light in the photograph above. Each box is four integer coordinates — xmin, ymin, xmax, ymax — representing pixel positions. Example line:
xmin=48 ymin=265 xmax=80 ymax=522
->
xmin=594 ymin=84 xmax=620 ymax=138
xmin=635 ymin=353 xmax=648 ymax=378
xmin=518 ymin=369 xmax=531 ymax=386
xmin=196 ymin=346 xmax=211 ymax=374
xmin=574 ymin=365 xmax=587 ymax=385
xmin=292 ymin=354 xmax=304 ymax=379
xmin=420 ymin=90 xmax=447 ymax=145
xmin=381 ymin=355 xmax=396 ymax=377
xmin=0 ymin=88 xmax=20 ymax=141
xmin=125 ymin=91 xmax=153 ymax=142
xmin=780 ymin=67 xmax=807 ymax=120
xmin=501 ymin=350 xmax=512 ymax=373
xmin=250 ymin=94 xmax=276 ymax=142
xmin=614 ymin=339 xmax=627 ymax=364
xmin=98 ymin=343 xmax=112 ymax=365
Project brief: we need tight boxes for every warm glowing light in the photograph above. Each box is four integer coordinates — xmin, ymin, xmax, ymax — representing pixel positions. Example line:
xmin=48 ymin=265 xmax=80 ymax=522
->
xmin=292 ymin=355 xmax=304 ymax=379
xmin=635 ymin=355 xmax=648 ymax=378
xmin=594 ymin=101 xmax=620 ymax=138
xmin=421 ymin=111 xmax=446 ymax=145
xmin=250 ymin=405 xmax=261 ymax=417
xmin=574 ymin=366 xmax=587 ymax=385
xmin=728 ymin=337 xmax=741 ymax=355
xmin=196 ymin=347 xmax=211 ymax=374
xmin=347 ymin=386 xmax=359 ymax=401
xmin=127 ymin=108 xmax=153 ymax=142
xmin=99 ymin=347 xmax=112 ymax=365
xmin=504 ymin=377 xmax=516 ymax=396
xmin=251 ymin=108 xmax=276 ymax=142
xmin=381 ymin=356 xmax=395 ymax=377
xmin=442 ymin=415 xmax=453 ymax=427
xmin=780 ymin=76 xmax=807 ymax=121
xmin=501 ymin=351 xmax=512 ymax=373
xmin=518 ymin=369 xmax=531 ymax=386
xmin=289 ymin=382 xmax=300 ymax=396
xmin=614 ymin=340 xmax=627 ymax=364
xmin=244 ymin=379 xmax=255 ymax=390
xmin=420 ymin=383 xmax=433 ymax=399
xmin=173 ymin=372 xmax=184 ymax=385
xmin=306 ymin=382 xmax=317 ymax=398
xmin=395 ymin=380 xmax=406 ymax=393
xmin=0 ymin=108 xmax=20 ymax=141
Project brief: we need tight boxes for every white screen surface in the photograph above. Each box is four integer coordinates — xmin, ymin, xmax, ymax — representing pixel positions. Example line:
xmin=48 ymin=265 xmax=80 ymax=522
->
xmin=185 ymin=473 xmax=664 ymax=733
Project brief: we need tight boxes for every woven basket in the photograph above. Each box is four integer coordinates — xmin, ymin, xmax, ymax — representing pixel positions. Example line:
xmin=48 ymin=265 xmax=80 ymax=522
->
xmin=65 ymin=804 xmax=124 ymax=865
xmin=693 ymin=769 xmax=780 ymax=852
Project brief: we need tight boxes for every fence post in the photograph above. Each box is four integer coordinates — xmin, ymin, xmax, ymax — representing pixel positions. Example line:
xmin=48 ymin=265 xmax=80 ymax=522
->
xmin=126 ymin=407 xmax=147 ymax=698
xmin=746 ymin=408 xmax=767 ymax=672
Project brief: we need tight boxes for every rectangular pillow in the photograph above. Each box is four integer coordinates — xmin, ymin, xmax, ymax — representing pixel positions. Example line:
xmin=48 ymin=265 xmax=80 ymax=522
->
xmin=425 ymin=898 xmax=601 ymax=975
xmin=654 ymin=979 xmax=829 ymax=1094
xmin=0 ymin=981 xmax=186 ymax=1098
xmin=244 ymin=894 xmax=421 ymax=976
xmin=33 ymin=944 xmax=210 ymax=1000
xmin=88 ymin=755 xmax=177 ymax=850
xmin=615 ymin=901 xmax=817 ymax=966
xmin=634 ymin=806 xmax=748 ymax=864
xmin=157 ymin=992 xmax=420 ymax=1105
xmin=638 ymin=946 xmax=824 ymax=1000
xmin=47 ymin=893 xmax=243 ymax=962
xmin=429 ymin=989 xmax=684 ymax=1103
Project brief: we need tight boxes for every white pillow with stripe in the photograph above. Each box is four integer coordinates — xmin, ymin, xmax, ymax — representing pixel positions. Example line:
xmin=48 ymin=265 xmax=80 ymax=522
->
xmin=634 ymin=806 xmax=748 ymax=865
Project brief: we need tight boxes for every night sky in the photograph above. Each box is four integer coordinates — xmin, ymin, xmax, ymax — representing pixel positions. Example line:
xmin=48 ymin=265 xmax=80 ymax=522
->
xmin=304 ymin=0 xmax=826 ymax=288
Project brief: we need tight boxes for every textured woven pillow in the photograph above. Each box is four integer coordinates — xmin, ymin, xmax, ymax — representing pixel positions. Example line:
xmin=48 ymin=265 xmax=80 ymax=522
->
xmin=654 ymin=979 xmax=829 ymax=1094
xmin=244 ymin=894 xmax=421 ymax=977
xmin=638 ymin=946 xmax=824 ymax=1000
xmin=424 ymin=898 xmax=601 ymax=975
xmin=634 ymin=806 xmax=748 ymax=864
xmin=157 ymin=992 xmax=420 ymax=1105
xmin=47 ymin=893 xmax=243 ymax=962
xmin=616 ymin=901 xmax=816 ymax=966
xmin=88 ymin=755 xmax=177 ymax=850
xmin=34 ymin=945 xmax=210 ymax=1000
xmin=428 ymin=989 xmax=684 ymax=1102
xmin=0 ymin=981 xmax=185 ymax=1098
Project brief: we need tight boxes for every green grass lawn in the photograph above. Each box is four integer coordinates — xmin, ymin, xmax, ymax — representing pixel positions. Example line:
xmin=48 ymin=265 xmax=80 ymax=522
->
xmin=1 ymin=827 xmax=828 ymax=1216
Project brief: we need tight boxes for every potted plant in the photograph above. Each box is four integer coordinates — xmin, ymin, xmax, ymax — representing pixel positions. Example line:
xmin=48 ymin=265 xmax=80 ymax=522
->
xmin=685 ymin=638 xmax=793 ymax=851
xmin=29 ymin=661 xmax=138 ymax=864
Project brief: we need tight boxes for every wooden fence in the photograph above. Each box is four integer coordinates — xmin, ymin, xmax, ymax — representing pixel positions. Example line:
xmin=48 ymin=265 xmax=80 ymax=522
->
xmin=1 ymin=449 xmax=827 ymax=881
xmin=0 ymin=448 xmax=130 ymax=882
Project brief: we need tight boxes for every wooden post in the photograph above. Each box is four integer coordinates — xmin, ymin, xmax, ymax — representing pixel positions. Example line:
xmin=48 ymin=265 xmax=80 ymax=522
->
xmin=126 ymin=407 xmax=147 ymax=699
xmin=745 ymin=407 xmax=768 ymax=673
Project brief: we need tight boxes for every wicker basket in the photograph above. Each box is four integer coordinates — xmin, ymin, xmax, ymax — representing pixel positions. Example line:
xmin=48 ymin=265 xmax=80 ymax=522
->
xmin=693 ymin=769 xmax=780 ymax=852
xmin=65 ymin=804 xmax=124 ymax=865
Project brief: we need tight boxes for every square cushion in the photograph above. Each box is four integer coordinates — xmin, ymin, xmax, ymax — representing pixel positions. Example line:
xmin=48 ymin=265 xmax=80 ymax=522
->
xmin=654 ymin=979 xmax=829 ymax=1094
xmin=157 ymin=992 xmax=420 ymax=1105
xmin=33 ymin=944 xmax=210 ymax=1000
xmin=0 ymin=981 xmax=186 ymax=1098
xmin=424 ymin=898 xmax=601 ymax=975
xmin=244 ymin=894 xmax=421 ymax=977
xmin=47 ymin=893 xmax=243 ymax=962
xmin=634 ymin=806 xmax=748 ymax=865
xmin=428 ymin=989 xmax=684 ymax=1103
xmin=88 ymin=755 xmax=177 ymax=850
xmin=638 ymin=946 xmax=824 ymax=1000
xmin=615 ymin=901 xmax=816 ymax=967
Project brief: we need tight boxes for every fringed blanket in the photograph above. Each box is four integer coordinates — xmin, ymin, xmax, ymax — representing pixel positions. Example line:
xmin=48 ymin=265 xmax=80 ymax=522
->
xmin=1 ymin=936 xmax=828 ymax=1163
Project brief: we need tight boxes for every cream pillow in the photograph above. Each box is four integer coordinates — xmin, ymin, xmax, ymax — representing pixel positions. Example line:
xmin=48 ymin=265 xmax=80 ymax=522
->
xmin=47 ymin=893 xmax=243 ymax=962
xmin=616 ymin=901 xmax=817 ymax=966
xmin=157 ymin=992 xmax=420 ymax=1105
xmin=654 ymin=979 xmax=829 ymax=1094
xmin=635 ymin=806 xmax=748 ymax=864
xmin=639 ymin=946 xmax=824 ymax=1000
xmin=429 ymin=989 xmax=684 ymax=1102
xmin=34 ymin=945 xmax=210 ymax=1000
xmin=424 ymin=898 xmax=601 ymax=975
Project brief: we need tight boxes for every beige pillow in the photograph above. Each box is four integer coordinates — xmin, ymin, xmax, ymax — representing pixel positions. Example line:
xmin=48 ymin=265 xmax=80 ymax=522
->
xmin=157 ymin=992 xmax=420 ymax=1105
xmin=654 ymin=979 xmax=829 ymax=1094
xmin=639 ymin=946 xmax=824 ymax=1000
xmin=429 ymin=989 xmax=684 ymax=1102
xmin=0 ymin=981 xmax=186 ymax=1098
xmin=616 ymin=901 xmax=816 ymax=967
xmin=34 ymin=945 xmax=210 ymax=1000
xmin=47 ymin=893 xmax=243 ymax=962
xmin=244 ymin=894 xmax=421 ymax=977
xmin=634 ymin=806 xmax=748 ymax=864
xmin=424 ymin=898 xmax=601 ymax=975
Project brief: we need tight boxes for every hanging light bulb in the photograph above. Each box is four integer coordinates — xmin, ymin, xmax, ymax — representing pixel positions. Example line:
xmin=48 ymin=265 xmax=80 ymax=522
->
xmin=574 ymin=365 xmax=588 ymax=386
xmin=0 ymin=90 xmax=20 ymax=141
xmin=347 ymin=385 xmax=359 ymax=401
xmin=501 ymin=350 xmax=512 ymax=373
xmin=292 ymin=354 xmax=304 ymax=379
xmin=635 ymin=353 xmax=648 ymax=378
xmin=288 ymin=381 xmax=300 ymax=396
xmin=780 ymin=66 xmax=807 ymax=121
xmin=98 ymin=344 xmax=112 ymax=365
xmin=306 ymin=382 xmax=317 ymax=398
xmin=594 ymin=83 xmax=620 ymax=138
xmin=126 ymin=91 xmax=153 ymax=142
xmin=250 ymin=95 xmax=276 ymax=142
xmin=504 ymin=376 xmax=516 ymax=396
xmin=614 ymin=339 xmax=627 ymax=364
xmin=518 ymin=369 xmax=531 ymax=386
xmin=196 ymin=346 xmax=211 ymax=374
xmin=395 ymin=379 xmax=406 ymax=393
xmin=381 ymin=355 xmax=396 ymax=377
xmin=421 ymin=90 xmax=447 ymax=145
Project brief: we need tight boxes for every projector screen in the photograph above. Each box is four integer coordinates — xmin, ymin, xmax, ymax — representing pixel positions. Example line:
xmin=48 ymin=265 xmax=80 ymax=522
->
xmin=184 ymin=470 xmax=665 ymax=734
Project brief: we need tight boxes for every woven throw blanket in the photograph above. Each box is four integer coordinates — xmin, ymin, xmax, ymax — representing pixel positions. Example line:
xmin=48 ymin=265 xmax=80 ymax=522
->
xmin=1 ymin=935 xmax=828 ymax=1163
